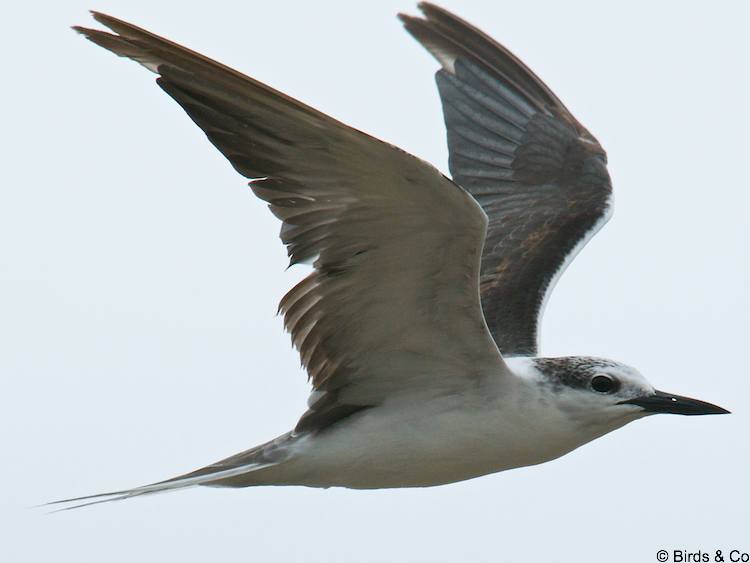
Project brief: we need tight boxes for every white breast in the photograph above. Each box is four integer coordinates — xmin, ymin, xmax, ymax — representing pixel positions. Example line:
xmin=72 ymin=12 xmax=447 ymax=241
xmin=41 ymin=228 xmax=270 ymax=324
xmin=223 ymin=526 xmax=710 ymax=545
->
xmin=262 ymin=367 xmax=595 ymax=489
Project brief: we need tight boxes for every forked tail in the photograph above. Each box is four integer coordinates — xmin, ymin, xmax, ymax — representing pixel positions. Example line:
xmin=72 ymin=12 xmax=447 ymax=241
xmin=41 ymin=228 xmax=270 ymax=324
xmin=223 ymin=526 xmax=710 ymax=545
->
xmin=45 ymin=433 xmax=296 ymax=511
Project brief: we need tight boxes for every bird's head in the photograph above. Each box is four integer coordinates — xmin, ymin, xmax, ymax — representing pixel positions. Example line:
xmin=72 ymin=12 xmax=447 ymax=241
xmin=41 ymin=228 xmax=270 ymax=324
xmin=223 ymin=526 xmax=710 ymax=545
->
xmin=525 ymin=356 xmax=729 ymax=433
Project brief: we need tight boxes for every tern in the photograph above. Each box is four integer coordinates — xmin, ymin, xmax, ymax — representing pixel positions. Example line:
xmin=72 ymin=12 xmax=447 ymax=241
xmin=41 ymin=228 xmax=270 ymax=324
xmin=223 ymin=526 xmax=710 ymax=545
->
xmin=55 ymin=3 xmax=728 ymax=510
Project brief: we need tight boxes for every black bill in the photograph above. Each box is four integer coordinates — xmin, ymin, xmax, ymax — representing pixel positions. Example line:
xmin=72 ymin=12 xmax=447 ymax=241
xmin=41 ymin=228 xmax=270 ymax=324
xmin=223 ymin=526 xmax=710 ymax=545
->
xmin=618 ymin=390 xmax=730 ymax=415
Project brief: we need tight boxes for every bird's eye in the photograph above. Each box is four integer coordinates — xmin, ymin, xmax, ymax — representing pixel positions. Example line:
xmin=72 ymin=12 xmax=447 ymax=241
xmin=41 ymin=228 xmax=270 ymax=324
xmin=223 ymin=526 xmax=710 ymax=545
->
xmin=591 ymin=375 xmax=616 ymax=393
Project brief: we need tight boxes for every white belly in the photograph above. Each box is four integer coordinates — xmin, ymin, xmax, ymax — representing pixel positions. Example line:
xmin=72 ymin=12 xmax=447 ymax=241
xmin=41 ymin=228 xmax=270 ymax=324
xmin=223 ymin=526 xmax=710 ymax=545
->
xmin=265 ymin=388 xmax=591 ymax=489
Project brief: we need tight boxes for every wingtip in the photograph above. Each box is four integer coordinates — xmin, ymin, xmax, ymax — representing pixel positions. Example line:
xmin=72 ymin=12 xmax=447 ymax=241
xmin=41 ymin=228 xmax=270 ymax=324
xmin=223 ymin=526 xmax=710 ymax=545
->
xmin=72 ymin=10 xmax=104 ymax=36
xmin=397 ymin=10 xmax=422 ymax=27
xmin=397 ymin=10 xmax=429 ymax=36
xmin=397 ymin=3 xmax=436 ymax=25
xmin=416 ymin=2 xmax=450 ymax=20
xmin=89 ymin=10 xmax=114 ymax=25
xmin=82 ymin=10 xmax=114 ymax=29
xmin=398 ymin=1 xmax=443 ymax=21
xmin=70 ymin=25 xmax=102 ymax=42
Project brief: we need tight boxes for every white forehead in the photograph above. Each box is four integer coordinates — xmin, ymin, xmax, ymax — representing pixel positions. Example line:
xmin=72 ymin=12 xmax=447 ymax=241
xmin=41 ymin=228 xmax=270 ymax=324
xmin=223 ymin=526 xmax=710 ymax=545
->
xmin=597 ymin=362 xmax=651 ymax=388
xmin=579 ymin=359 xmax=656 ymax=398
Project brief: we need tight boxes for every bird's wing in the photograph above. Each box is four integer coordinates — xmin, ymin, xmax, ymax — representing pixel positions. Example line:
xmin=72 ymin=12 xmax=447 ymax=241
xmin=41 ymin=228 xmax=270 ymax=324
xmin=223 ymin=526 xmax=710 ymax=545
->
xmin=74 ymin=12 xmax=509 ymax=434
xmin=400 ymin=3 xmax=613 ymax=357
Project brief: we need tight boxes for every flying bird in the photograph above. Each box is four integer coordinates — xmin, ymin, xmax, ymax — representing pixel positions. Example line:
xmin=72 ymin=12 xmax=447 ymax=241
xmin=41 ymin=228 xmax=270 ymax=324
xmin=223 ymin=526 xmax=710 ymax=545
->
xmin=55 ymin=3 xmax=728 ymax=510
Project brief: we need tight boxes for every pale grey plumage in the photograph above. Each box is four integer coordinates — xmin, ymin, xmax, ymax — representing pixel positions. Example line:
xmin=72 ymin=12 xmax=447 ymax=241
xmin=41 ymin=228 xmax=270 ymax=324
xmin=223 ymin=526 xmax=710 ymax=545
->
xmin=49 ymin=4 xmax=728 ymax=512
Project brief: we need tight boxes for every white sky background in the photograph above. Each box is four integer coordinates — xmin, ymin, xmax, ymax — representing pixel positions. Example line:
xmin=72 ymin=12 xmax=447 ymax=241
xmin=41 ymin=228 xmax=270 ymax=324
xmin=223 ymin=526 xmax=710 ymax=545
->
xmin=2 ymin=1 xmax=748 ymax=561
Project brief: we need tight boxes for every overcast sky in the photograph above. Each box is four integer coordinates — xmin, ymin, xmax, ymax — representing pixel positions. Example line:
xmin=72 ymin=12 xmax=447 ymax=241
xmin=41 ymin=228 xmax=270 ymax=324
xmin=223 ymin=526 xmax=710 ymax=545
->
xmin=2 ymin=1 xmax=748 ymax=562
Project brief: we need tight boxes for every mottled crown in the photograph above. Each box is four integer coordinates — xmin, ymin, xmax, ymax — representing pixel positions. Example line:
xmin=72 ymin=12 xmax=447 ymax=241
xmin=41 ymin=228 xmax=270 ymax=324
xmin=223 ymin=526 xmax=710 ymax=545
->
xmin=531 ymin=356 xmax=623 ymax=391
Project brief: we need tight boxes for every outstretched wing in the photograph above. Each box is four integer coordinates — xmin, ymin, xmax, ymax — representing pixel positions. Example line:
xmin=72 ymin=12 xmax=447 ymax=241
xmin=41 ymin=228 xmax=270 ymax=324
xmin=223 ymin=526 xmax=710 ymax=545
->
xmin=74 ymin=12 xmax=508 ymax=434
xmin=400 ymin=3 xmax=613 ymax=357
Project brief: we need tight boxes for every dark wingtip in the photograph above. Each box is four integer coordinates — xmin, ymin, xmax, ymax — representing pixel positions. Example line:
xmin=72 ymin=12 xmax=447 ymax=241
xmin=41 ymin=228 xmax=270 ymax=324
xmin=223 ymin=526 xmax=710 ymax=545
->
xmin=397 ymin=11 xmax=422 ymax=29
xmin=71 ymin=25 xmax=101 ymax=44
xmin=416 ymin=3 xmax=471 ymax=27
xmin=71 ymin=23 xmax=95 ymax=34
xmin=71 ymin=10 xmax=106 ymax=31
xmin=417 ymin=2 xmax=444 ymax=17
xmin=90 ymin=10 xmax=116 ymax=26
xmin=396 ymin=7 xmax=450 ymax=66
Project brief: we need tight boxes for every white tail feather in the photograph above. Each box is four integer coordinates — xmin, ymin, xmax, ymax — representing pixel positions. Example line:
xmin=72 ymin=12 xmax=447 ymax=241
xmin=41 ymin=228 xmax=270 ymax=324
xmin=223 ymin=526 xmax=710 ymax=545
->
xmin=46 ymin=461 xmax=277 ymax=512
